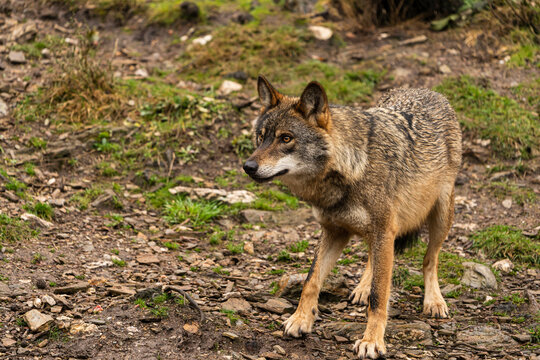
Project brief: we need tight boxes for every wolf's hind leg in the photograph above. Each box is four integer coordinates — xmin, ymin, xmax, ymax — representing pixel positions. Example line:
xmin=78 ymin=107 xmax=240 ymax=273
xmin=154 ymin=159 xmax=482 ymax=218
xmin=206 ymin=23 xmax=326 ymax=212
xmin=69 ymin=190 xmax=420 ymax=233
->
xmin=349 ymin=255 xmax=372 ymax=306
xmin=283 ymin=225 xmax=350 ymax=337
xmin=423 ymin=185 xmax=454 ymax=318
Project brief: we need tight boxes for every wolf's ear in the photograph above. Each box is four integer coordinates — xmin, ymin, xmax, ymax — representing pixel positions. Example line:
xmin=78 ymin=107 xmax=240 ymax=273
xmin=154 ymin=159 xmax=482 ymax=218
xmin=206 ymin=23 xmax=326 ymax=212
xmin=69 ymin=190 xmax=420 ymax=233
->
xmin=258 ymin=75 xmax=282 ymax=110
xmin=297 ymin=81 xmax=331 ymax=130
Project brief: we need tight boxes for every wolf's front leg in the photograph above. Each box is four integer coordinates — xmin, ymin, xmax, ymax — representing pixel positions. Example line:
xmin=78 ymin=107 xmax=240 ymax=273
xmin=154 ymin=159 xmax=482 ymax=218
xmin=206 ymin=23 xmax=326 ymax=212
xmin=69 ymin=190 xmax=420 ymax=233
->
xmin=354 ymin=227 xmax=396 ymax=359
xmin=283 ymin=225 xmax=350 ymax=337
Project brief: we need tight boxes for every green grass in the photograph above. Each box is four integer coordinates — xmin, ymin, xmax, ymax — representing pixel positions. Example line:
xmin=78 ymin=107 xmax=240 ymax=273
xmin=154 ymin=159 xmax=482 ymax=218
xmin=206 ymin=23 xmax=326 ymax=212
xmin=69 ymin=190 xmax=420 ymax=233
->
xmin=29 ymin=137 xmax=47 ymax=150
xmin=70 ymin=186 xmax=104 ymax=210
xmin=31 ymin=253 xmax=45 ymax=264
xmin=471 ymin=225 xmax=539 ymax=266
xmin=487 ymin=181 xmax=536 ymax=205
xmin=226 ymin=242 xmax=244 ymax=254
xmin=2 ymin=170 xmax=27 ymax=197
xmin=503 ymin=292 xmax=527 ymax=306
xmin=11 ymin=35 xmax=65 ymax=59
xmin=511 ymin=77 xmax=540 ymax=112
xmin=164 ymin=197 xmax=226 ymax=228
xmin=277 ymin=250 xmax=291 ymax=262
xmin=112 ymin=258 xmax=126 ymax=267
xmin=24 ymin=163 xmax=36 ymax=176
xmin=0 ymin=214 xmax=37 ymax=243
xmin=220 ymin=309 xmax=240 ymax=325
xmin=434 ymin=75 xmax=539 ymax=158
xmin=23 ymin=202 xmax=54 ymax=221
xmin=163 ymin=241 xmax=179 ymax=250
xmin=289 ymin=240 xmax=309 ymax=253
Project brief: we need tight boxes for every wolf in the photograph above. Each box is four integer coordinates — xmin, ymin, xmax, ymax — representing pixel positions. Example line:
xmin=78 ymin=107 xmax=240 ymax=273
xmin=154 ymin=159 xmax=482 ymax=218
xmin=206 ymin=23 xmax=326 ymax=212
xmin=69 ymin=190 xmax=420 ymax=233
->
xmin=243 ymin=75 xmax=462 ymax=359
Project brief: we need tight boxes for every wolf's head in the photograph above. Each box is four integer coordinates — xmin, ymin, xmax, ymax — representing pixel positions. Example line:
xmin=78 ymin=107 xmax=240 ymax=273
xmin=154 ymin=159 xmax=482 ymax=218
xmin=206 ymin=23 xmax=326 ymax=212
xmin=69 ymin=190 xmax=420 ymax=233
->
xmin=243 ymin=76 xmax=332 ymax=183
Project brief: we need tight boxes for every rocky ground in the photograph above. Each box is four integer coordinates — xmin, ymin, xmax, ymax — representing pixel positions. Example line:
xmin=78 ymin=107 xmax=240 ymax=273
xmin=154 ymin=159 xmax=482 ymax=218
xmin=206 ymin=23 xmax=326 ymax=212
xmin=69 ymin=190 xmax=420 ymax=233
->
xmin=0 ymin=1 xmax=539 ymax=359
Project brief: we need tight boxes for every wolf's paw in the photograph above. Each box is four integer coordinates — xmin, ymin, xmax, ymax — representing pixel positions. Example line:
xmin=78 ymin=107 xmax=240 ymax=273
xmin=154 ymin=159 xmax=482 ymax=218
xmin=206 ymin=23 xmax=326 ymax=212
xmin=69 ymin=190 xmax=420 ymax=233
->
xmin=353 ymin=337 xmax=386 ymax=359
xmin=349 ymin=283 xmax=370 ymax=306
xmin=283 ymin=310 xmax=315 ymax=338
xmin=423 ymin=297 xmax=449 ymax=318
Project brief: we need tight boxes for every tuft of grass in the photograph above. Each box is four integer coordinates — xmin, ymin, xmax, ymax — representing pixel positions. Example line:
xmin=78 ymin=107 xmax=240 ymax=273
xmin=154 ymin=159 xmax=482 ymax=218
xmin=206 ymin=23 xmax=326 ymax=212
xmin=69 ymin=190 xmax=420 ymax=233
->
xmin=31 ymin=253 xmax=45 ymax=264
xmin=29 ymin=137 xmax=47 ymax=150
xmin=70 ymin=186 xmax=104 ymax=210
xmin=289 ymin=240 xmax=309 ymax=253
xmin=164 ymin=197 xmax=225 ymax=228
xmin=434 ymin=75 xmax=539 ymax=158
xmin=2 ymin=170 xmax=27 ymax=197
xmin=112 ymin=258 xmax=126 ymax=267
xmin=23 ymin=202 xmax=54 ymax=221
xmin=24 ymin=163 xmax=36 ymax=176
xmin=277 ymin=250 xmax=291 ymax=262
xmin=471 ymin=225 xmax=539 ymax=266
xmin=0 ymin=214 xmax=38 ymax=243
xmin=226 ymin=242 xmax=244 ymax=255
xmin=220 ymin=309 xmax=240 ymax=325
xmin=232 ymin=134 xmax=254 ymax=159
xmin=163 ymin=241 xmax=179 ymax=251
xmin=267 ymin=269 xmax=285 ymax=275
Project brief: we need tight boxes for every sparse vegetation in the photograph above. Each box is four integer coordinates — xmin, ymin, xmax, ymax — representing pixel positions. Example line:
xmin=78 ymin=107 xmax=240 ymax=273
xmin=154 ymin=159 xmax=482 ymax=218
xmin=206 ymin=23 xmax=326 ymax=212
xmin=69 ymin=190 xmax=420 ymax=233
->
xmin=23 ymin=202 xmax=54 ymax=220
xmin=0 ymin=214 xmax=37 ymax=243
xmin=434 ymin=75 xmax=539 ymax=158
xmin=472 ymin=225 xmax=540 ymax=266
xmin=164 ymin=197 xmax=225 ymax=228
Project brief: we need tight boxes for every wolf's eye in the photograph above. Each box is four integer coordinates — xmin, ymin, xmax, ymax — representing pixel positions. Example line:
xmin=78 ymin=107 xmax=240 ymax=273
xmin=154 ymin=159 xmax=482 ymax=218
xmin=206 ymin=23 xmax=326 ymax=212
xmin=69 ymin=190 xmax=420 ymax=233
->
xmin=257 ymin=134 xmax=263 ymax=144
xmin=281 ymin=135 xmax=292 ymax=143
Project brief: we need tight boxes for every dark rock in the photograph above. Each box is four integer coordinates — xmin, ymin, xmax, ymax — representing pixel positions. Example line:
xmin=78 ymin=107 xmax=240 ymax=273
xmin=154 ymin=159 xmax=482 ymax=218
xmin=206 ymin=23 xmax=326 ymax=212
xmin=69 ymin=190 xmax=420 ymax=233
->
xmin=180 ymin=1 xmax=199 ymax=20
xmin=232 ymin=12 xmax=254 ymax=24
xmin=35 ymin=279 xmax=47 ymax=289
xmin=53 ymin=282 xmax=90 ymax=295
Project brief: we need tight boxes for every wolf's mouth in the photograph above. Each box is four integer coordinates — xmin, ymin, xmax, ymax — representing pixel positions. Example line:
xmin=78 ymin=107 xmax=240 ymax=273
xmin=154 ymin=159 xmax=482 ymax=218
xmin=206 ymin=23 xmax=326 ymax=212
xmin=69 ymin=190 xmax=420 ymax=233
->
xmin=250 ymin=169 xmax=289 ymax=183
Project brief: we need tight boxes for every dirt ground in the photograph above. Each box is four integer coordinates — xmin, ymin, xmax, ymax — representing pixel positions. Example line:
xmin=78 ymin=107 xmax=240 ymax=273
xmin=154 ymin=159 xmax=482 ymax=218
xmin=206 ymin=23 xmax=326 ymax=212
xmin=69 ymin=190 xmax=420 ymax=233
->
xmin=0 ymin=1 xmax=539 ymax=359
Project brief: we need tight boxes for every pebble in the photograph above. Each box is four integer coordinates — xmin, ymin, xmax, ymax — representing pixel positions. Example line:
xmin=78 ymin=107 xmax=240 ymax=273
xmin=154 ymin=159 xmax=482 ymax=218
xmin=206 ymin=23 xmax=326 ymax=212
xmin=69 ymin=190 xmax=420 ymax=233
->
xmin=23 ymin=309 xmax=54 ymax=332
xmin=218 ymin=80 xmax=243 ymax=95
xmin=439 ymin=64 xmax=452 ymax=74
xmin=222 ymin=331 xmax=239 ymax=340
xmin=308 ymin=25 xmax=333 ymax=40
xmin=8 ymin=51 xmax=26 ymax=64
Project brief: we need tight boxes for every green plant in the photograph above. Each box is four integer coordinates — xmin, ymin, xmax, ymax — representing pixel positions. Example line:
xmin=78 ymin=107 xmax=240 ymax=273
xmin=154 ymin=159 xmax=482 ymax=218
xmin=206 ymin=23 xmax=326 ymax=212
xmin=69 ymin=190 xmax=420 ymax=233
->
xmin=434 ymin=76 xmax=538 ymax=158
xmin=24 ymin=202 xmax=54 ymax=220
xmin=112 ymin=258 xmax=126 ymax=267
xmin=0 ymin=214 xmax=37 ymax=243
xmin=277 ymin=250 xmax=291 ymax=262
xmin=164 ymin=197 xmax=225 ymax=228
xmin=31 ymin=253 xmax=45 ymax=264
xmin=164 ymin=241 xmax=179 ymax=250
xmin=24 ymin=163 xmax=36 ymax=176
xmin=29 ymin=137 xmax=47 ymax=150
xmin=289 ymin=240 xmax=309 ymax=253
xmin=226 ymin=242 xmax=244 ymax=254
xmin=471 ymin=225 xmax=539 ymax=266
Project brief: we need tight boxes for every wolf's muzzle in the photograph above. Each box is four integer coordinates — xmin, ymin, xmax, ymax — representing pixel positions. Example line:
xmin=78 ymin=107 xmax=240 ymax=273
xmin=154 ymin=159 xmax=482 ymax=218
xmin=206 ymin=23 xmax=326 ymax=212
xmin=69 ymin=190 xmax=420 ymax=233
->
xmin=243 ymin=160 xmax=259 ymax=175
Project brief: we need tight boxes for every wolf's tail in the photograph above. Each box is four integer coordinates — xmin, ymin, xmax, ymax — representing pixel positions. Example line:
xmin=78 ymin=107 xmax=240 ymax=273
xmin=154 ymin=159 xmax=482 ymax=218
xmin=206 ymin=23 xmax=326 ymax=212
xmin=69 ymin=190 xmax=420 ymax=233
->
xmin=394 ymin=230 xmax=421 ymax=254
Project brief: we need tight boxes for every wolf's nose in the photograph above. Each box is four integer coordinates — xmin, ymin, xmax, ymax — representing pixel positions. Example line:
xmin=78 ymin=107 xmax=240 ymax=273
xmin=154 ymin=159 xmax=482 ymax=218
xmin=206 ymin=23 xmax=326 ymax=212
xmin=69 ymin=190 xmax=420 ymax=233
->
xmin=243 ymin=160 xmax=259 ymax=175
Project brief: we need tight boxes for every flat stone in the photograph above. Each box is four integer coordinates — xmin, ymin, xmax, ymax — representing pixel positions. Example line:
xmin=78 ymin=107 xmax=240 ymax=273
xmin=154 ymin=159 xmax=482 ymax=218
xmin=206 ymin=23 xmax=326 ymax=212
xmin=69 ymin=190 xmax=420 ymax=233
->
xmin=53 ymin=281 xmax=90 ymax=294
xmin=218 ymin=80 xmax=243 ymax=95
xmin=512 ymin=334 xmax=531 ymax=343
xmin=136 ymin=254 xmax=160 ymax=265
xmin=261 ymin=352 xmax=283 ymax=359
xmin=183 ymin=322 xmax=199 ymax=334
xmin=0 ymin=99 xmax=7 ymax=117
xmin=456 ymin=325 xmax=516 ymax=349
xmin=334 ymin=335 xmax=348 ymax=343
xmin=461 ymin=262 xmax=497 ymax=289
xmin=21 ymin=213 xmax=53 ymax=229
xmin=2 ymin=337 xmax=16 ymax=347
xmin=8 ymin=51 xmax=26 ymax=64
xmin=222 ymin=331 xmax=239 ymax=340
xmin=108 ymin=286 xmax=136 ymax=296
xmin=502 ymin=198 xmax=512 ymax=209
xmin=69 ymin=320 xmax=98 ymax=335
xmin=50 ymin=305 xmax=62 ymax=313
xmin=221 ymin=297 xmax=252 ymax=313
xmin=256 ymin=298 xmax=294 ymax=314
xmin=439 ymin=64 xmax=452 ymax=74
xmin=273 ymin=344 xmax=286 ymax=355
xmin=399 ymin=35 xmax=428 ymax=46
xmin=0 ymin=282 xmax=11 ymax=297
xmin=23 ymin=309 xmax=54 ymax=332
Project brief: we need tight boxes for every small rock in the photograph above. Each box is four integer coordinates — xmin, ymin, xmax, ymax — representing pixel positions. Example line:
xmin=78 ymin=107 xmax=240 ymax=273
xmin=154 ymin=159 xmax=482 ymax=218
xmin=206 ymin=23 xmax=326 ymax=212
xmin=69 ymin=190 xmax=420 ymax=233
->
xmin=334 ymin=335 xmax=348 ymax=343
xmin=50 ymin=305 xmax=63 ymax=313
xmin=33 ymin=297 xmax=42 ymax=308
xmin=308 ymin=25 xmax=333 ymax=40
xmin=492 ymin=259 xmax=514 ymax=273
xmin=461 ymin=262 xmax=497 ymax=289
xmin=261 ymin=352 xmax=282 ymax=359
xmin=9 ymin=22 xmax=37 ymax=42
xmin=135 ymin=68 xmax=148 ymax=78
xmin=8 ymin=51 xmax=26 ymax=64
xmin=502 ymin=198 xmax=512 ymax=209
xmin=69 ymin=320 xmax=98 ymax=335
xmin=35 ymin=279 xmax=47 ymax=289
xmin=180 ymin=1 xmax=200 ymax=20
xmin=0 ymin=99 xmax=7 ymax=117
xmin=225 ymin=71 xmax=248 ymax=82
xmin=223 ymin=331 xmax=239 ymax=340
xmin=37 ymin=339 xmax=48 ymax=348
xmin=42 ymin=295 xmax=56 ymax=307
xmin=243 ymin=241 xmax=254 ymax=255
xmin=256 ymin=298 xmax=294 ymax=314
xmin=399 ymin=35 xmax=428 ymax=46
xmin=2 ymin=337 xmax=16 ymax=347
xmin=21 ymin=213 xmax=53 ymax=229
xmin=23 ymin=309 xmax=54 ymax=332
xmin=192 ymin=34 xmax=212 ymax=46
xmin=136 ymin=254 xmax=160 ymax=265
xmin=439 ymin=64 xmax=452 ymax=74
xmin=219 ymin=80 xmax=243 ymax=95
xmin=183 ymin=322 xmax=199 ymax=334
xmin=108 ymin=285 xmax=136 ymax=296
xmin=512 ymin=334 xmax=531 ymax=343
xmin=273 ymin=345 xmax=286 ymax=355
xmin=441 ymin=283 xmax=462 ymax=296
xmin=53 ymin=282 xmax=90 ymax=295
xmin=41 ymin=48 xmax=51 ymax=58
xmin=222 ymin=297 xmax=252 ymax=313
xmin=456 ymin=325 xmax=516 ymax=349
